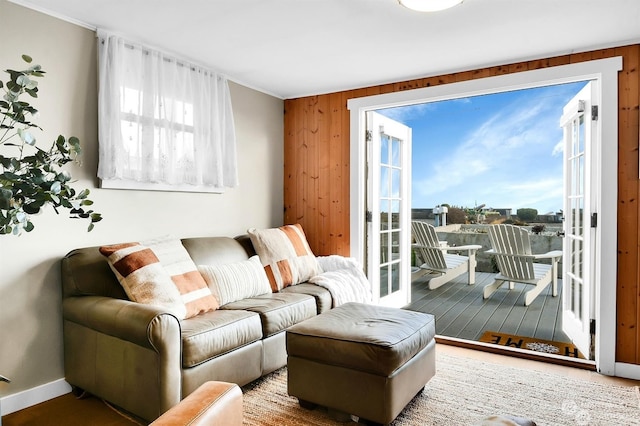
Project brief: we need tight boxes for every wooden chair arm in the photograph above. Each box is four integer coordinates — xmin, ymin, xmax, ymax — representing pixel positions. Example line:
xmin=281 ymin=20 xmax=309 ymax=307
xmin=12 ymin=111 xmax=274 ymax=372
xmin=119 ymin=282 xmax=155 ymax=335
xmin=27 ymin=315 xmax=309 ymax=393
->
xmin=447 ymin=244 xmax=482 ymax=254
xmin=486 ymin=249 xmax=562 ymax=262
xmin=532 ymin=250 xmax=563 ymax=260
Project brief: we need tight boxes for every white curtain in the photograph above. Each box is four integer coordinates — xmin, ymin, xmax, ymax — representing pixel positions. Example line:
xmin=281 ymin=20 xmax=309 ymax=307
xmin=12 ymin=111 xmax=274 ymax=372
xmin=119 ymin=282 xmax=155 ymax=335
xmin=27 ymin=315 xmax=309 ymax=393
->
xmin=97 ymin=30 xmax=238 ymax=190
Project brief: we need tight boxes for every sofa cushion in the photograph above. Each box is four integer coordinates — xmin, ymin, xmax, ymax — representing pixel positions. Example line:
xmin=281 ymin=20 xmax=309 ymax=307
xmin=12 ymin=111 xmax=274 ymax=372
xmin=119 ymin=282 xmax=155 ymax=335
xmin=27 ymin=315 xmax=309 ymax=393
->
xmin=221 ymin=293 xmax=316 ymax=338
xmin=248 ymin=224 xmax=321 ymax=291
xmin=99 ymin=236 xmax=219 ymax=319
xmin=198 ymin=256 xmax=271 ymax=306
xmin=181 ymin=309 xmax=263 ymax=368
xmin=281 ymin=283 xmax=333 ymax=314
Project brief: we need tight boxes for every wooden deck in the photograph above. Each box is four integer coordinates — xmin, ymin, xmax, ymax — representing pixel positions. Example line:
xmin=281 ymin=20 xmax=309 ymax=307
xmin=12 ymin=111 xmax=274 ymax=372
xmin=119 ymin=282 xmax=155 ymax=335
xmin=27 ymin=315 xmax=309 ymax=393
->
xmin=404 ymin=271 xmax=571 ymax=344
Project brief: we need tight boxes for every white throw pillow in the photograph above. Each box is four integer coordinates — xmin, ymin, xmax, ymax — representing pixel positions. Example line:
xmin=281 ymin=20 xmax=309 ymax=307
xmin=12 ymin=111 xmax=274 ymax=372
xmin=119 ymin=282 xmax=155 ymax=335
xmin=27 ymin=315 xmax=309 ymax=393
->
xmin=198 ymin=256 xmax=272 ymax=306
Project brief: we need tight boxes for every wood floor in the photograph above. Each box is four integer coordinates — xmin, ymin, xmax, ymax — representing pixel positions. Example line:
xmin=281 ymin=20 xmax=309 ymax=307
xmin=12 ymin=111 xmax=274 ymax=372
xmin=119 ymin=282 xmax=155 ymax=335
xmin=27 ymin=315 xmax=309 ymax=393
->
xmin=405 ymin=271 xmax=570 ymax=343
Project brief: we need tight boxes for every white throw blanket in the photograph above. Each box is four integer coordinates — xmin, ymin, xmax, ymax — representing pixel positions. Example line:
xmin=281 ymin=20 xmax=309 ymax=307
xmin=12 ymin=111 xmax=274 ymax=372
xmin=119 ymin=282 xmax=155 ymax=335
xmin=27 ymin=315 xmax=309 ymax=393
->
xmin=309 ymin=255 xmax=372 ymax=307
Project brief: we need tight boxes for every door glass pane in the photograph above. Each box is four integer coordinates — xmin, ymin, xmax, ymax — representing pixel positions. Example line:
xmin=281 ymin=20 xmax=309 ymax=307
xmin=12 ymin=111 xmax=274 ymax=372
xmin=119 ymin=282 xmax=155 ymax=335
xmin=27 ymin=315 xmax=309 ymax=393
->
xmin=391 ymin=262 xmax=400 ymax=292
xmin=576 ymin=238 xmax=583 ymax=279
xmin=391 ymin=169 xmax=400 ymax=198
xmin=571 ymin=239 xmax=576 ymax=275
xmin=380 ymin=166 xmax=389 ymax=197
xmin=578 ymin=280 xmax=583 ymax=320
xmin=391 ymin=230 xmax=400 ymax=261
xmin=578 ymin=197 xmax=584 ymax=234
xmin=572 ymin=121 xmax=578 ymax=156
xmin=570 ymin=277 xmax=576 ymax=312
xmin=571 ymin=157 xmax=577 ymax=196
xmin=380 ymin=134 xmax=389 ymax=165
xmin=380 ymin=201 xmax=390 ymax=231
xmin=380 ymin=264 xmax=389 ymax=297
xmin=380 ymin=232 xmax=389 ymax=263
xmin=578 ymin=155 xmax=584 ymax=196
xmin=578 ymin=114 xmax=585 ymax=153
xmin=391 ymin=137 xmax=400 ymax=167
xmin=391 ymin=201 xmax=400 ymax=231
xmin=571 ymin=199 xmax=577 ymax=235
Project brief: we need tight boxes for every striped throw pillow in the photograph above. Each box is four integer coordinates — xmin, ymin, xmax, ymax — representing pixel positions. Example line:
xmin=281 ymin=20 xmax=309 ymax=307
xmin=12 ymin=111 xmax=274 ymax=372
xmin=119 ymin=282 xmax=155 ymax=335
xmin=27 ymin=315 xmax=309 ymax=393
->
xmin=99 ymin=236 xmax=219 ymax=319
xmin=248 ymin=224 xmax=321 ymax=291
xmin=198 ymin=256 xmax=272 ymax=306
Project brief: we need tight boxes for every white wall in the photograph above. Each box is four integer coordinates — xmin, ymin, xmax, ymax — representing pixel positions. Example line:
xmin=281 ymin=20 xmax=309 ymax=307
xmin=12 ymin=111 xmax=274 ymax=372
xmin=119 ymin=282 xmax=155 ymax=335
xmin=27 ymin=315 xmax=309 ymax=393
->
xmin=0 ymin=0 xmax=284 ymax=410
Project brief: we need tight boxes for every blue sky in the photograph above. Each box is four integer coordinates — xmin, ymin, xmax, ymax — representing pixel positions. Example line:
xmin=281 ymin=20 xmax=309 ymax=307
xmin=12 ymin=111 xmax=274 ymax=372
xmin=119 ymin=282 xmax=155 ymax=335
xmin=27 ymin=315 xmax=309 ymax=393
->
xmin=378 ymin=81 xmax=588 ymax=214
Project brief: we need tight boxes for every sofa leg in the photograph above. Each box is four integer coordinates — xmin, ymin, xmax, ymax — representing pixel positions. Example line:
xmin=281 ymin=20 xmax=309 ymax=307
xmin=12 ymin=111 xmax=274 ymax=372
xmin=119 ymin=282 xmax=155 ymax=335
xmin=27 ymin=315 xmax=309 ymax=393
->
xmin=328 ymin=407 xmax=352 ymax=422
xmin=298 ymin=399 xmax=317 ymax=410
xmin=71 ymin=386 xmax=88 ymax=398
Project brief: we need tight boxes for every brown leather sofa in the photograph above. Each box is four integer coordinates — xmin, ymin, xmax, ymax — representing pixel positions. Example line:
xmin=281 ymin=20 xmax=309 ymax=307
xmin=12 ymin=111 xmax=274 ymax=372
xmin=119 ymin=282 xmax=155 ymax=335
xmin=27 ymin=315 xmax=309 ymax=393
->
xmin=150 ymin=381 xmax=243 ymax=426
xmin=61 ymin=235 xmax=333 ymax=423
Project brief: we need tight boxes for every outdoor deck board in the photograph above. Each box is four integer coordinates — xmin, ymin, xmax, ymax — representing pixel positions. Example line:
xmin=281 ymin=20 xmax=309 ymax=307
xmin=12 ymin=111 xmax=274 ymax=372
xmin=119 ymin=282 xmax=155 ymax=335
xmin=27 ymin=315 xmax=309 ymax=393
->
xmin=535 ymin=287 xmax=562 ymax=340
xmin=405 ymin=271 xmax=569 ymax=343
xmin=519 ymin=295 xmax=546 ymax=337
xmin=435 ymin=274 xmax=493 ymax=337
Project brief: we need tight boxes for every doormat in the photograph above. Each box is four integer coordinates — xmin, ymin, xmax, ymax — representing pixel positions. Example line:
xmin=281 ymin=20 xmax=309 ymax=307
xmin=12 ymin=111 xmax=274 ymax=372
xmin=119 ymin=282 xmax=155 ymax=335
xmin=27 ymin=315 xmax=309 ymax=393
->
xmin=479 ymin=331 xmax=586 ymax=359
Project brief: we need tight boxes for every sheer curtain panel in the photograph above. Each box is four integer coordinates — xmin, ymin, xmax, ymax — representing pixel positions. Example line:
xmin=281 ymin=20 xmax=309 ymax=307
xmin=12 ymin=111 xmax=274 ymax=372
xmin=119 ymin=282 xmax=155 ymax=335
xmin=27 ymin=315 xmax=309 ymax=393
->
xmin=97 ymin=31 xmax=238 ymax=192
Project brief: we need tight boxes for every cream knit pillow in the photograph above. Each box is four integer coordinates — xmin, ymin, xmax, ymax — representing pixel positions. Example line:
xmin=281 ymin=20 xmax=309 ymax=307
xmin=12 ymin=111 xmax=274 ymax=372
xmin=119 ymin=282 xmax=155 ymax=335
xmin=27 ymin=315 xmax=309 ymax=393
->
xmin=198 ymin=256 xmax=272 ymax=306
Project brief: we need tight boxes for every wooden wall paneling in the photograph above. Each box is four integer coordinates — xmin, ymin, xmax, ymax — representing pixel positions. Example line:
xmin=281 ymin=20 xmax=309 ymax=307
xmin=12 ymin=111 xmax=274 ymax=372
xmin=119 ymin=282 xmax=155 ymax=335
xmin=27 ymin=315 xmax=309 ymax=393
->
xmin=327 ymin=92 xmax=346 ymax=255
xmin=569 ymin=51 xmax=595 ymax=64
xmin=305 ymin=96 xmax=320 ymax=250
xmin=295 ymin=97 xmax=307 ymax=225
xmin=470 ymin=67 xmax=493 ymax=80
xmin=615 ymin=46 xmax=640 ymax=363
xmin=508 ymin=61 xmax=528 ymax=74
xmin=315 ymin=94 xmax=331 ymax=255
xmin=283 ymin=99 xmax=299 ymax=224
xmin=634 ymin=45 xmax=640 ymax=364
xmin=453 ymin=70 xmax=475 ymax=83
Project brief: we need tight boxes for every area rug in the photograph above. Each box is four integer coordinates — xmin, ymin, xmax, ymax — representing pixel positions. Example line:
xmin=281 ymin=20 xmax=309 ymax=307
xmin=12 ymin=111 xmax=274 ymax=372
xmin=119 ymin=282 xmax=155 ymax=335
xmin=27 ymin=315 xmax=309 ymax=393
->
xmin=242 ymin=352 xmax=639 ymax=425
xmin=479 ymin=331 xmax=586 ymax=359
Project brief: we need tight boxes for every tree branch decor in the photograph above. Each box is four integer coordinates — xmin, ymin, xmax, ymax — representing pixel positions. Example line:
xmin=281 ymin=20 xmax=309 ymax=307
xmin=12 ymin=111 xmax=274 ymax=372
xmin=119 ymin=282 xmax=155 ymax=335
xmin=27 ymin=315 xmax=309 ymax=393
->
xmin=0 ymin=55 xmax=102 ymax=235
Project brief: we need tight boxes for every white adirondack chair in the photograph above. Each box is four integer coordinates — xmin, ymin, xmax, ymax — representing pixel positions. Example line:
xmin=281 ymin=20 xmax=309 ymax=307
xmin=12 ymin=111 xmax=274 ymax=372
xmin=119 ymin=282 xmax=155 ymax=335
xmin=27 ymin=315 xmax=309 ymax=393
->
xmin=484 ymin=224 xmax=562 ymax=306
xmin=411 ymin=221 xmax=481 ymax=290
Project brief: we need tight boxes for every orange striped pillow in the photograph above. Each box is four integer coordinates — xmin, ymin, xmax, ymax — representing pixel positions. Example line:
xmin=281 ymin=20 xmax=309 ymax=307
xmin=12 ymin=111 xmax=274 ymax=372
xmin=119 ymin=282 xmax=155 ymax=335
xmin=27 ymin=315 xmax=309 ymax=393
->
xmin=248 ymin=224 xmax=321 ymax=291
xmin=100 ymin=237 xmax=218 ymax=319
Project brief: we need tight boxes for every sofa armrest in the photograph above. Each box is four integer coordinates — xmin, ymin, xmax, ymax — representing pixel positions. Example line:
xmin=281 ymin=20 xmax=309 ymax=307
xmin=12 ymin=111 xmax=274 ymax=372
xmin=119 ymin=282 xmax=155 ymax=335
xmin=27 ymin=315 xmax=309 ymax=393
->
xmin=63 ymin=296 xmax=181 ymax=350
xmin=150 ymin=381 xmax=243 ymax=426
xmin=63 ymin=295 xmax=183 ymax=420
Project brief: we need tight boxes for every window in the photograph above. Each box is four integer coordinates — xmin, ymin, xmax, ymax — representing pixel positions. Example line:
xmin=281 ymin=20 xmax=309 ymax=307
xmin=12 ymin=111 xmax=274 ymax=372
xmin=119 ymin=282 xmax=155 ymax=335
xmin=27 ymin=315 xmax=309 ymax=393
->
xmin=97 ymin=31 xmax=237 ymax=192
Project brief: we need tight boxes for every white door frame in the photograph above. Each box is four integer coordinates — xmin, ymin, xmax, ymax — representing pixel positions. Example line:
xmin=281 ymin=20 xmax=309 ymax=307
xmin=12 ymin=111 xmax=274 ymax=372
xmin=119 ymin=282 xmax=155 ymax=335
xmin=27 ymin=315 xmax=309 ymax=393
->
xmin=347 ymin=57 xmax=622 ymax=376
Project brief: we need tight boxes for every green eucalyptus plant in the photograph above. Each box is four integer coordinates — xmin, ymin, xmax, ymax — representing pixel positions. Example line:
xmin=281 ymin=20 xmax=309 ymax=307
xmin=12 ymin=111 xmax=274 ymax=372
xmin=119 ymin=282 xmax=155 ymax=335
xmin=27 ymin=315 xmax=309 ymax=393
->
xmin=0 ymin=55 xmax=102 ymax=235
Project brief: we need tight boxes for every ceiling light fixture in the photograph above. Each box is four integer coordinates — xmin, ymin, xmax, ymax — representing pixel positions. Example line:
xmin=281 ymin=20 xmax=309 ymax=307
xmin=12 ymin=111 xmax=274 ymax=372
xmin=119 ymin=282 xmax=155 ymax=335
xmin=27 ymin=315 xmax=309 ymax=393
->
xmin=398 ymin=0 xmax=463 ymax=12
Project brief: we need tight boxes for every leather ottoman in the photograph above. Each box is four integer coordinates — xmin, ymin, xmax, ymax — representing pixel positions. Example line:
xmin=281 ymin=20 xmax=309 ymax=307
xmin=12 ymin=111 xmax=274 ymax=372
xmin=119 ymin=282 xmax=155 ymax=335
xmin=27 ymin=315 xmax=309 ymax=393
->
xmin=286 ymin=302 xmax=436 ymax=425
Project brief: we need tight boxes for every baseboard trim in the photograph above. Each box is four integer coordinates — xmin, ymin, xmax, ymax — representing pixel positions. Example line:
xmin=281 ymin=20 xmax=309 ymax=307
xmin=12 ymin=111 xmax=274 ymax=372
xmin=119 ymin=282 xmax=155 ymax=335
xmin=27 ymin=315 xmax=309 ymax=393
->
xmin=615 ymin=362 xmax=640 ymax=380
xmin=1 ymin=378 xmax=71 ymax=415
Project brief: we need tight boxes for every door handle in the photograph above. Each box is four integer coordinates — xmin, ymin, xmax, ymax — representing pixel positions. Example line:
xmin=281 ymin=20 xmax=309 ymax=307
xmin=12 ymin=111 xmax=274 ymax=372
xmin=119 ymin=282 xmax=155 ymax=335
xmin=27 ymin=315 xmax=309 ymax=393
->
xmin=557 ymin=231 xmax=565 ymax=237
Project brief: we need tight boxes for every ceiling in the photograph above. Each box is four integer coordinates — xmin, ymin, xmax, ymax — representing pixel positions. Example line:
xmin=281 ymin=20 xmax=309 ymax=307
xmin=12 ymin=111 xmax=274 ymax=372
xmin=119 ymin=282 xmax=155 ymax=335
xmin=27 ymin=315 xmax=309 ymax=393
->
xmin=9 ymin=0 xmax=640 ymax=99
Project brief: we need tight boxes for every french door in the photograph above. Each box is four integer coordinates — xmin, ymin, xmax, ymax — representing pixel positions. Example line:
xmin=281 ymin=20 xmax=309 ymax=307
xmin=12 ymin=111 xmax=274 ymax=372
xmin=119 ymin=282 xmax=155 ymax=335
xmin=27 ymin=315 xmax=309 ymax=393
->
xmin=366 ymin=111 xmax=412 ymax=307
xmin=560 ymin=81 xmax=597 ymax=360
